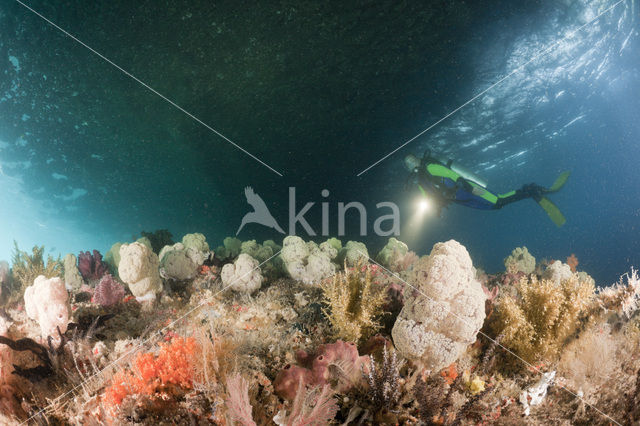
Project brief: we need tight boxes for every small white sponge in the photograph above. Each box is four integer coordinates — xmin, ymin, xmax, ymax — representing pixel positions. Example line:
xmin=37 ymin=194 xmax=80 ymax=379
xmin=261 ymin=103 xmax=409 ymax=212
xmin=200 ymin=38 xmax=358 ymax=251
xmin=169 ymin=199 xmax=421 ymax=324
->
xmin=392 ymin=240 xmax=486 ymax=371
xmin=24 ymin=275 xmax=70 ymax=342
xmin=281 ymin=236 xmax=337 ymax=285
xmin=119 ymin=242 xmax=163 ymax=301
xmin=221 ymin=253 xmax=263 ymax=293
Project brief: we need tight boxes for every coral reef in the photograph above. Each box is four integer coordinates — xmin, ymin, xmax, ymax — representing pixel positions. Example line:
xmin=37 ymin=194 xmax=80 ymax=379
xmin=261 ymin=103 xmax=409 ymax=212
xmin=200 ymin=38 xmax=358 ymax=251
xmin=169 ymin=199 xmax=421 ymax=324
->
xmin=490 ymin=274 xmax=595 ymax=363
xmin=221 ymin=253 xmax=263 ymax=293
xmin=24 ymin=275 xmax=70 ymax=345
xmin=118 ymin=242 xmax=163 ymax=301
xmin=273 ymin=340 xmax=369 ymax=401
xmin=5 ymin=234 xmax=640 ymax=425
xmin=92 ymin=274 xmax=125 ymax=307
xmin=77 ymin=250 xmax=109 ymax=283
xmin=320 ymin=262 xmax=387 ymax=343
xmin=504 ymin=246 xmax=535 ymax=275
xmin=392 ymin=240 xmax=486 ymax=371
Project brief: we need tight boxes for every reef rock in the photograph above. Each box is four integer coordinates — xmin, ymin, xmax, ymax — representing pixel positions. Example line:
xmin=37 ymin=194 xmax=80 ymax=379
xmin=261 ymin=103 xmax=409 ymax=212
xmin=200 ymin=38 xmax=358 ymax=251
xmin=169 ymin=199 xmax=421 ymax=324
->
xmin=392 ymin=240 xmax=486 ymax=371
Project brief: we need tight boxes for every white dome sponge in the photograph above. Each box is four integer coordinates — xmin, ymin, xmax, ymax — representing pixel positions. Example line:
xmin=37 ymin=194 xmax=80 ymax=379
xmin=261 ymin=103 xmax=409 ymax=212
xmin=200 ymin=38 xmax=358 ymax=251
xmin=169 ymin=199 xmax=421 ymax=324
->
xmin=221 ymin=253 xmax=263 ymax=293
xmin=281 ymin=236 xmax=337 ymax=285
xmin=375 ymin=237 xmax=409 ymax=271
xmin=24 ymin=275 xmax=70 ymax=343
xmin=118 ymin=242 xmax=163 ymax=301
xmin=339 ymin=241 xmax=369 ymax=267
xmin=159 ymin=246 xmax=197 ymax=281
xmin=392 ymin=240 xmax=486 ymax=371
xmin=542 ymin=260 xmax=573 ymax=285
xmin=504 ymin=246 xmax=536 ymax=274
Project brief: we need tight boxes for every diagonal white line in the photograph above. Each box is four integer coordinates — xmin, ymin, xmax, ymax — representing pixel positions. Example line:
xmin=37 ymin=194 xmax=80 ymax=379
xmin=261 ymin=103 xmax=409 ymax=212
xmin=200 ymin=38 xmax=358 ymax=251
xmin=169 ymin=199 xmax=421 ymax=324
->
xmin=20 ymin=250 xmax=282 ymax=425
xmin=356 ymin=0 xmax=625 ymax=176
xmin=358 ymin=250 xmax=622 ymax=425
xmin=13 ymin=0 xmax=284 ymax=177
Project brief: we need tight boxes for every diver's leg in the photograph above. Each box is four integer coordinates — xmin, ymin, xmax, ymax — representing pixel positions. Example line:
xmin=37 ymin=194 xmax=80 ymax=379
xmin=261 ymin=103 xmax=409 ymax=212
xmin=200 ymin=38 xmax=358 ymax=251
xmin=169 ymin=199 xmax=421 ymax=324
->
xmin=494 ymin=183 xmax=545 ymax=208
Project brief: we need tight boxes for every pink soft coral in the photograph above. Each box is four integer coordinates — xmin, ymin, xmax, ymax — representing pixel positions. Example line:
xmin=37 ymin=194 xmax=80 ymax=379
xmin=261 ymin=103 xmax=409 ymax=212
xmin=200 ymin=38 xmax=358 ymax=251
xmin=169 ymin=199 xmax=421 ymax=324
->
xmin=92 ymin=274 xmax=125 ymax=307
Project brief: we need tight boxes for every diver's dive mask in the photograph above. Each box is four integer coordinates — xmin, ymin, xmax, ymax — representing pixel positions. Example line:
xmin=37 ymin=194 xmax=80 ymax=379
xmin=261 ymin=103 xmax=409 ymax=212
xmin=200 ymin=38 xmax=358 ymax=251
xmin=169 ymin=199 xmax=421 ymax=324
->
xmin=403 ymin=154 xmax=421 ymax=172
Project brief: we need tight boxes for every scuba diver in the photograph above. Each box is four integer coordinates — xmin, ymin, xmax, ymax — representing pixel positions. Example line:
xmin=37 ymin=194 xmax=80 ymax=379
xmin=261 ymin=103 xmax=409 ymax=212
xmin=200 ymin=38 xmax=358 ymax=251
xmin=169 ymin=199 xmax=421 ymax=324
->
xmin=404 ymin=150 xmax=570 ymax=226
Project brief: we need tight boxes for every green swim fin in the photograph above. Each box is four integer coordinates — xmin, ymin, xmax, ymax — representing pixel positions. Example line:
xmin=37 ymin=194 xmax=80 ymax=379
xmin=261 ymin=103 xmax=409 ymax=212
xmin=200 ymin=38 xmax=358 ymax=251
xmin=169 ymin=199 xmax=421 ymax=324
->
xmin=548 ymin=171 xmax=570 ymax=192
xmin=538 ymin=197 xmax=566 ymax=227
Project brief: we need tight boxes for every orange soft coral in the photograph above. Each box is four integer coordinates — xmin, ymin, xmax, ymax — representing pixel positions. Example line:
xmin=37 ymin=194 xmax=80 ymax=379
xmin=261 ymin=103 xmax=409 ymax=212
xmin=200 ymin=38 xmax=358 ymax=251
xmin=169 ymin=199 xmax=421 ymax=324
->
xmin=567 ymin=253 xmax=579 ymax=273
xmin=103 ymin=336 xmax=198 ymax=409
xmin=441 ymin=363 xmax=458 ymax=385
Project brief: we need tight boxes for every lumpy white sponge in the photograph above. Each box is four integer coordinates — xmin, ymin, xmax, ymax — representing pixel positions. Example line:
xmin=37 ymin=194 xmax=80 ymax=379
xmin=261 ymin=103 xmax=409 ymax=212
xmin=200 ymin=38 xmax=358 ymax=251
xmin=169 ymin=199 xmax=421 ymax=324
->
xmin=504 ymin=247 xmax=536 ymax=274
xmin=375 ymin=237 xmax=409 ymax=270
xmin=392 ymin=240 xmax=486 ymax=371
xmin=542 ymin=260 xmax=573 ymax=285
xmin=159 ymin=245 xmax=197 ymax=281
xmin=24 ymin=275 xmax=70 ymax=343
xmin=221 ymin=253 xmax=263 ymax=293
xmin=158 ymin=233 xmax=211 ymax=281
xmin=281 ymin=236 xmax=337 ymax=285
xmin=119 ymin=242 xmax=163 ymax=301
xmin=181 ymin=233 xmax=210 ymax=266
xmin=339 ymin=241 xmax=369 ymax=267
xmin=63 ymin=253 xmax=84 ymax=291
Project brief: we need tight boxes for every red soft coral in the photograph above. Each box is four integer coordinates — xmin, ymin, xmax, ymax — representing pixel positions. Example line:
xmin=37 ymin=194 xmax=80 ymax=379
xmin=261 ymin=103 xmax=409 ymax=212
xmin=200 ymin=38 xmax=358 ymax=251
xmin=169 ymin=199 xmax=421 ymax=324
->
xmin=103 ymin=337 xmax=198 ymax=410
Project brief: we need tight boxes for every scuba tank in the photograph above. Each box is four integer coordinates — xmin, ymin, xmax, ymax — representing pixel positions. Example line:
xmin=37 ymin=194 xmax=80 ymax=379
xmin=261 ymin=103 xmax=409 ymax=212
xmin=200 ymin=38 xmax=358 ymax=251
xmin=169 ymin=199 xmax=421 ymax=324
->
xmin=403 ymin=150 xmax=488 ymax=188
xmin=434 ymin=156 xmax=488 ymax=188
